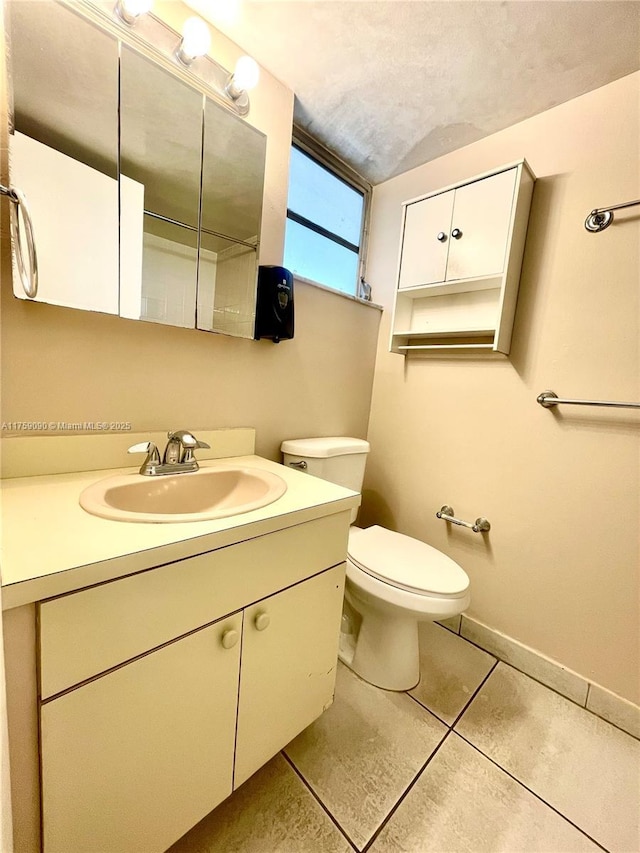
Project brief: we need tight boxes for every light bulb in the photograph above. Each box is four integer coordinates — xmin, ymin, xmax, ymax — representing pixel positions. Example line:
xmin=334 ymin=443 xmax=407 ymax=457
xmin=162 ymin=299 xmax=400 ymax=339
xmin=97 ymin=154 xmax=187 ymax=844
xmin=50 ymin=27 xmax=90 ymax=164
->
xmin=233 ymin=56 xmax=260 ymax=92
xmin=226 ymin=55 xmax=260 ymax=100
xmin=176 ymin=16 xmax=211 ymax=66
xmin=114 ymin=0 xmax=152 ymax=25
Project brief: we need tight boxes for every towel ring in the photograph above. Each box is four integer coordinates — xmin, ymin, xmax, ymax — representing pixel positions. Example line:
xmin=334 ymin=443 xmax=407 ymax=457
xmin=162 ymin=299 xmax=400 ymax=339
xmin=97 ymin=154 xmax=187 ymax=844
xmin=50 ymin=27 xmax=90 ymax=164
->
xmin=1 ymin=184 xmax=38 ymax=298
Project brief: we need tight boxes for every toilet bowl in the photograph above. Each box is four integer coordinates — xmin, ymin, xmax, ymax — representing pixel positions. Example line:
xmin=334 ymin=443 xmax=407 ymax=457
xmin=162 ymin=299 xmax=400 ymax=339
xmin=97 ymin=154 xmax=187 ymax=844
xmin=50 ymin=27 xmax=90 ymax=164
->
xmin=280 ymin=437 xmax=471 ymax=692
xmin=341 ymin=525 xmax=470 ymax=690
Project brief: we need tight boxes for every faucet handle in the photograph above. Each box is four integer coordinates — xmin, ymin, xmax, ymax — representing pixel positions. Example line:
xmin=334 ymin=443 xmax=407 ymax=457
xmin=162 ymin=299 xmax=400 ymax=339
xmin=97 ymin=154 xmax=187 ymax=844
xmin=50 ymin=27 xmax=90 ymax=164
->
xmin=127 ymin=441 xmax=161 ymax=475
xmin=166 ymin=430 xmax=211 ymax=450
xmin=167 ymin=429 xmax=211 ymax=456
xmin=165 ymin=430 xmax=210 ymax=466
xmin=128 ymin=441 xmax=160 ymax=458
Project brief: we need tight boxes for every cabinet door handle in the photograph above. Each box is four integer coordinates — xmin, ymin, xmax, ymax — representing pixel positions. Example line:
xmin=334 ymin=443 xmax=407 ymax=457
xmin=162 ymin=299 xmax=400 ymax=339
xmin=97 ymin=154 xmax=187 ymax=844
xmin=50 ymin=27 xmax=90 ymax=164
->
xmin=254 ymin=612 xmax=270 ymax=631
xmin=221 ymin=628 xmax=239 ymax=649
xmin=436 ymin=231 xmax=447 ymax=243
xmin=451 ymin=228 xmax=463 ymax=239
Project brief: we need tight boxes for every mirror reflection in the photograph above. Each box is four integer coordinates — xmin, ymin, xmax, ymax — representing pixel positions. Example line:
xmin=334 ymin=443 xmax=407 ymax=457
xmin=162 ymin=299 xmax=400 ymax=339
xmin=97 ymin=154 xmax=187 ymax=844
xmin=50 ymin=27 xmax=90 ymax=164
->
xmin=119 ymin=47 xmax=203 ymax=328
xmin=197 ymin=99 xmax=266 ymax=334
xmin=6 ymin=0 xmax=267 ymax=339
xmin=9 ymin=1 xmax=119 ymax=314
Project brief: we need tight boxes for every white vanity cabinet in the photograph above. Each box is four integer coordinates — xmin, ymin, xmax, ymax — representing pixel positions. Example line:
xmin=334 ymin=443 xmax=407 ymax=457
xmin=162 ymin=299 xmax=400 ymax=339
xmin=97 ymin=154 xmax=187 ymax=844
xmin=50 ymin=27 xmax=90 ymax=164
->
xmin=234 ymin=567 xmax=344 ymax=787
xmin=41 ymin=615 xmax=242 ymax=853
xmin=36 ymin=513 xmax=348 ymax=853
xmin=391 ymin=160 xmax=535 ymax=354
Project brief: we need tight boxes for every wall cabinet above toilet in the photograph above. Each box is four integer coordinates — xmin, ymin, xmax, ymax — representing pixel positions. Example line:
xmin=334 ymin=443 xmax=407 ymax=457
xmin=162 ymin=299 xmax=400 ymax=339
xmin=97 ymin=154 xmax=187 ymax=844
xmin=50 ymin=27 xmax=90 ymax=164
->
xmin=390 ymin=160 xmax=535 ymax=355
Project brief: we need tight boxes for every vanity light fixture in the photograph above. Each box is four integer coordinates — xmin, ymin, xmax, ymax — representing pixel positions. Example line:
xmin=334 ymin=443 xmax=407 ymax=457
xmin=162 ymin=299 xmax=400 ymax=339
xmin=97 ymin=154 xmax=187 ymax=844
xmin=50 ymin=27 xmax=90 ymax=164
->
xmin=109 ymin=4 xmax=257 ymax=116
xmin=175 ymin=16 xmax=212 ymax=67
xmin=114 ymin=0 xmax=153 ymax=26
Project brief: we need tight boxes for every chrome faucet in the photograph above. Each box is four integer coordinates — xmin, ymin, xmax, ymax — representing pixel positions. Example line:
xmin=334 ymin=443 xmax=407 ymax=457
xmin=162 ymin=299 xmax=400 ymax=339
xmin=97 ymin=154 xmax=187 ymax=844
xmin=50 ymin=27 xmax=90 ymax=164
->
xmin=128 ymin=430 xmax=211 ymax=476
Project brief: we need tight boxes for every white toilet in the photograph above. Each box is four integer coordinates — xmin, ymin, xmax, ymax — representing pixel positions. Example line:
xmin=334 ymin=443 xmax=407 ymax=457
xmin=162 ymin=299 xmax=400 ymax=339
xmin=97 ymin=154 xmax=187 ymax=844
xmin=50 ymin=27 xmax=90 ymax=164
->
xmin=281 ymin=437 xmax=471 ymax=692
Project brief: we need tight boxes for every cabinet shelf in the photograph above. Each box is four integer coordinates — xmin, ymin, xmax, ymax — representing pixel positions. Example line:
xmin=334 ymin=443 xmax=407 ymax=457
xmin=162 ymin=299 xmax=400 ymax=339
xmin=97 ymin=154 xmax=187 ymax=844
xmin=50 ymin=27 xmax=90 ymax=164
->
xmin=398 ymin=274 xmax=502 ymax=298
xmin=397 ymin=343 xmax=495 ymax=352
xmin=394 ymin=328 xmax=496 ymax=339
xmin=390 ymin=160 xmax=535 ymax=355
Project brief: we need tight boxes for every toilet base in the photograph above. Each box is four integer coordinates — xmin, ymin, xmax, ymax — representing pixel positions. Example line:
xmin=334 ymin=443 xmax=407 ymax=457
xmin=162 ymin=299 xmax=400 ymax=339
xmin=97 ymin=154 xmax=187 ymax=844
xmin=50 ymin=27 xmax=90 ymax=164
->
xmin=339 ymin=553 xmax=470 ymax=693
xmin=339 ymin=605 xmax=421 ymax=692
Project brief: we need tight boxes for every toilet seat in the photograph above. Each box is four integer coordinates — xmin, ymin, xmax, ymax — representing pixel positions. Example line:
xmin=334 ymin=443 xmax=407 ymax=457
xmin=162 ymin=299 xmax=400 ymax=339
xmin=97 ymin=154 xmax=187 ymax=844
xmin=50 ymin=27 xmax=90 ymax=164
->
xmin=348 ymin=525 xmax=469 ymax=598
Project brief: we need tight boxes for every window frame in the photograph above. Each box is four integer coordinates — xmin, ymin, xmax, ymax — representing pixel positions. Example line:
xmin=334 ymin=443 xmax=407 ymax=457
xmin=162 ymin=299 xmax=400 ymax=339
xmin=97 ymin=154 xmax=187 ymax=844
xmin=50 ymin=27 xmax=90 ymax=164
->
xmin=286 ymin=125 xmax=372 ymax=299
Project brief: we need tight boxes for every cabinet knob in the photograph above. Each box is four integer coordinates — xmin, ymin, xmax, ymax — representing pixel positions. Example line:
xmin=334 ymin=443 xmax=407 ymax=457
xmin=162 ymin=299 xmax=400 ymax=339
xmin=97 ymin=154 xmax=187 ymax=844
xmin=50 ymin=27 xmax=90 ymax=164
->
xmin=254 ymin=612 xmax=270 ymax=631
xmin=451 ymin=228 xmax=463 ymax=239
xmin=221 ymin=628 xmax=239 ymax=649
xmin=436 ymin=231 xmax=447 ymax=242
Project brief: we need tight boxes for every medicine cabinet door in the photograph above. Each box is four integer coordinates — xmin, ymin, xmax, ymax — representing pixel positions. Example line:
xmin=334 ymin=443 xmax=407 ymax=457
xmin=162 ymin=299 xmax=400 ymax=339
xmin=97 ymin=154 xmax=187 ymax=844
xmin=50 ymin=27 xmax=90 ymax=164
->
xmin=119 ymin=47 xmax=204 ymax=328
xmin=196 ymin=96 xmax=266 ymax=336
xmin=8 ymin=1 xmax=119 ymax=313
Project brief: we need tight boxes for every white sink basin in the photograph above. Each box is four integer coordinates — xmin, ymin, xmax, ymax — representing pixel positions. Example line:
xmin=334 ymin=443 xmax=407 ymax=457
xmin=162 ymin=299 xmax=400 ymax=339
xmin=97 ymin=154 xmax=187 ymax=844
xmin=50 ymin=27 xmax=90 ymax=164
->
xmin=79 ymin=465 xmax=288 ymax=523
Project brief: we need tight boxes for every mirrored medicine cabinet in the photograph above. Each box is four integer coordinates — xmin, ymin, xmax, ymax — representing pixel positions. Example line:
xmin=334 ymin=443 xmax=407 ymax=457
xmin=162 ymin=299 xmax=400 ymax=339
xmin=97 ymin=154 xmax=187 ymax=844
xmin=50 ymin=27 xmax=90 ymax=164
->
xmin=6 ymin=0 xmax=267 ymax=339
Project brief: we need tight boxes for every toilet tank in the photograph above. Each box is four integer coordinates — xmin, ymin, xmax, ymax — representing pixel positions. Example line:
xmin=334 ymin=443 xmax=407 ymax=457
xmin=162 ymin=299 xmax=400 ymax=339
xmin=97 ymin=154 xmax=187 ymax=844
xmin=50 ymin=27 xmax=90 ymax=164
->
xmin=281 ymin=438 xmax=370 ymax=521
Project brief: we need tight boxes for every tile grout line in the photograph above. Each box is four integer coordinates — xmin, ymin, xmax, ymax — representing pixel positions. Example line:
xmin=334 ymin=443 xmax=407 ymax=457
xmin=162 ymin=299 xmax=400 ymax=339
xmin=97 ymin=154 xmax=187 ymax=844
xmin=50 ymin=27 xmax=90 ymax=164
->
xmin=449 ymin=658 xmax=500 ymax=729
xmin=405 ymin=690 xmax=453 ymax=727
xmin=361 ymin=659 xmax=501 ymax=852
xmin=405 ymin=656 xmax=499 ymax=728
xmin=435 ymin=618 xmax=461 ymax=636
xmin=360 ymin=729 xmax=454 ymax=853
xmin=453 ymin=731 xmax=611 ymax=853
xmin=280 ymin=750 xmax=360 ymax=852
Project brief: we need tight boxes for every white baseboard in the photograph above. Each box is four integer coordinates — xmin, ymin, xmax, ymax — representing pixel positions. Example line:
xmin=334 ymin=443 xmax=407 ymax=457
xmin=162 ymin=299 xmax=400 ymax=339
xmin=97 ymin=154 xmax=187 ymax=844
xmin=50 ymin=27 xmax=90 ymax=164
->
xmin=437 ymin=614 xmax=639 ymax=740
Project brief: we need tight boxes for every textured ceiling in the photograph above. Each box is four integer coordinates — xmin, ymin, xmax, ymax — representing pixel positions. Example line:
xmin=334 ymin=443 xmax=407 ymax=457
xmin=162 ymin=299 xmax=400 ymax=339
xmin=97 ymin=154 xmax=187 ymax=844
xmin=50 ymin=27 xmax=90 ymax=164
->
xmin=186 ymin=0 xmax=640 ymax=185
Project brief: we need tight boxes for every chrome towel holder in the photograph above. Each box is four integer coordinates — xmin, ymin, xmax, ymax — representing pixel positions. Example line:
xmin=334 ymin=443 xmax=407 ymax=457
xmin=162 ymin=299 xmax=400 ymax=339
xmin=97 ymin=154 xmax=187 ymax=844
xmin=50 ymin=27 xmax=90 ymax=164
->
xmin=1 ymin=183 xmax=38 ymax=297
xmin=584 ymin=198 xmax=640 ymax=232
xmin=436 ymin=506 xmax=490 ymax=533
xmin=537 ymin=390 xmax=640 ymax=411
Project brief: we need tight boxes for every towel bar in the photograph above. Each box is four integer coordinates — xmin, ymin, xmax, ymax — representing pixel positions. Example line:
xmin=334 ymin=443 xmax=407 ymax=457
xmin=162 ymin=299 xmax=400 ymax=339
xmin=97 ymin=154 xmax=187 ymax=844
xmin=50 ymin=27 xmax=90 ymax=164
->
xmin=436 ymin=506 xmax=490 ymax=533
xmin=537 ymin=390 xmax=640 ymax=410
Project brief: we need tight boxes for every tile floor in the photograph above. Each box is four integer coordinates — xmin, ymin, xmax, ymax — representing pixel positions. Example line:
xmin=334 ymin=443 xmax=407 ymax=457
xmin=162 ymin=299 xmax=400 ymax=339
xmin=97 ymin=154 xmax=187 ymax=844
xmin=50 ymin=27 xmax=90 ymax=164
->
xmin=170 ymin=621 xmax=640 ymax=853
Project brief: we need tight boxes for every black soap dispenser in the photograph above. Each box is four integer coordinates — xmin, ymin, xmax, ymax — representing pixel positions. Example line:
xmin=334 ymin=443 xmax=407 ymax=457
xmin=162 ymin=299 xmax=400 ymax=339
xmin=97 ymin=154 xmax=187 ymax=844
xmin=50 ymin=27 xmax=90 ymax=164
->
xmin=254 ymin=266 xmax=294 ymax=343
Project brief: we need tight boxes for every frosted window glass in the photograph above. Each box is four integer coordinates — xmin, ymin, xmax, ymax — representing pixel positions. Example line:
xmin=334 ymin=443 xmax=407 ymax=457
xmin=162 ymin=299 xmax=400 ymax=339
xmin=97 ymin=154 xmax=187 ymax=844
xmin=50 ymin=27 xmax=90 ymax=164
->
xmin=287 ymin=147 xmax=364 ymax=246
xmin=284 ymin=219 xmax=359 ymax=296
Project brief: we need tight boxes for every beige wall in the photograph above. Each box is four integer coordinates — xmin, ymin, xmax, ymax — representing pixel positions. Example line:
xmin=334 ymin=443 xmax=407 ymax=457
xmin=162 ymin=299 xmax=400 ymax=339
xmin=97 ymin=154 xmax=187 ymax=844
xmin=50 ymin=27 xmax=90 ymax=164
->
xmin=362 ymin=72 xmax=639 ymax=704
xmin=0 ymin=1 xmax=381 ymax=463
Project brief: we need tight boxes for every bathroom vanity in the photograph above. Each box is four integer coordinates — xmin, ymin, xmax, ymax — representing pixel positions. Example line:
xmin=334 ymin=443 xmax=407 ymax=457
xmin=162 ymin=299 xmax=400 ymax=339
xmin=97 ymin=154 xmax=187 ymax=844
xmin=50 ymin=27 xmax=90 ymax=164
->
xmin=1 ymin=429 xmax=359 ymax=853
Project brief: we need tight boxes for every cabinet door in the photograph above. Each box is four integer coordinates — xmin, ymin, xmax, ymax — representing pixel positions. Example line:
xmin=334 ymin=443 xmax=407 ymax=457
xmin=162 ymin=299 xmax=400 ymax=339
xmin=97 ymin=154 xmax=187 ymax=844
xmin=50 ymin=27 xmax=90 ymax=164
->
xmin=398 ymin=190 xmax=454 ymax=288
xmin=445 ymin=168 xmax=517 ymax=281
xmin=234 ymin=564 xmax=345 ymax=787
xmin=41 ymin=615 xmax=241 ymax=853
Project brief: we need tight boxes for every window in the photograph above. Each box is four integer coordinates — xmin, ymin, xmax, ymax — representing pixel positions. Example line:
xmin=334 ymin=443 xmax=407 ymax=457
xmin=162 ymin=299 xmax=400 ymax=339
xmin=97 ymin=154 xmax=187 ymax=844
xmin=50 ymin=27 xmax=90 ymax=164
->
xmin=284 ymin=133 xmax=370 ymax=297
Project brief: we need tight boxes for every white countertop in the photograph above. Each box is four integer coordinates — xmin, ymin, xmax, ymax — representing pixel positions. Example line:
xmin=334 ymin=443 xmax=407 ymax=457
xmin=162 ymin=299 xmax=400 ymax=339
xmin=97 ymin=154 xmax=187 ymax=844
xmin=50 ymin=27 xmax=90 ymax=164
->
xmin=0 ymin=455 xmax=359 ymax=609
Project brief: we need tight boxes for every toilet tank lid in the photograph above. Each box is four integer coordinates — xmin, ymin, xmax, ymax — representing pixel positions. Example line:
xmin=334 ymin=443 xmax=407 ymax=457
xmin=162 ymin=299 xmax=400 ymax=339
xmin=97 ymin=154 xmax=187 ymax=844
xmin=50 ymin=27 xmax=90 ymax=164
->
xmin=280 ymin=437 xmax=370 ymax=458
